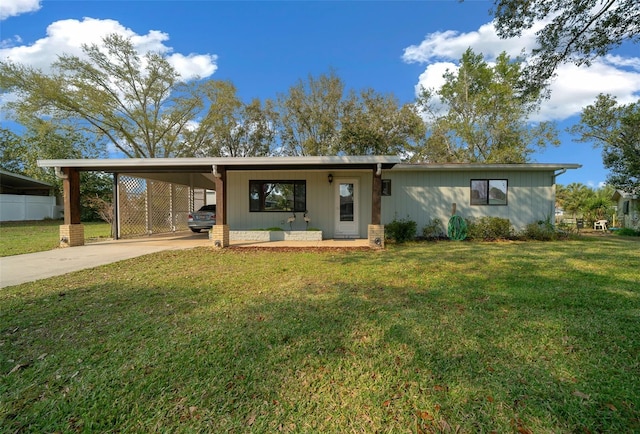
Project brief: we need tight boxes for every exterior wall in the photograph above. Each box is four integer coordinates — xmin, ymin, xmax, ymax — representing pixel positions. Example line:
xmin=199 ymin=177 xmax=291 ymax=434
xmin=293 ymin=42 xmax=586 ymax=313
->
xmin=226 ymin=170 xmax=373 ymax=238
xmin=615 ymin=196 xmax=639 ymax=229
xmin=0 ymin=194 xmax=59 ymax=222
xmin=382 ymin=170 xmax=556 ymax=234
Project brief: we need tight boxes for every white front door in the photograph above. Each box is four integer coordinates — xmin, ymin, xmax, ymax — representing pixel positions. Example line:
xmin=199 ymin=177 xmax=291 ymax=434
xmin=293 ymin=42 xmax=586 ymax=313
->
xmin=335 ymin=179 xmax=359 ymax=238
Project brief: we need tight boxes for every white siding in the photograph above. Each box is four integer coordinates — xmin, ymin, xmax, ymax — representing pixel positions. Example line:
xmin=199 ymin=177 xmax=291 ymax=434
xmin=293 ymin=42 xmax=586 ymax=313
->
xmin=226 ymin=170 xmax=373 ymax=238
xmin=223 ymin=168 xmax=556 ymax=238
xmin=382 ymin=170 xmax=555 ymax=234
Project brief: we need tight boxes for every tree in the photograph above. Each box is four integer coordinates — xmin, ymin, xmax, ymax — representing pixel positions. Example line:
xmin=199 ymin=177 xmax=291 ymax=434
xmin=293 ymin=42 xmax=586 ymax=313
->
xmin=415 ymin=48 xmax=558 ymax=163
xmin=570 ymin=94 xmax=640 ymax=193
xmin=557 ymin=182 xmax=616 ymax=223
xmin=0 ymin=122 xmax=113 ymax=221
xmin=490 ymin=0 xmax=640 ymax=93
xmin=274 ymin=71 xmax=344 ymax=156
xmin=339 ymin=89 xmax=425 ymax=156
xmin=180 ymin=80 xmax=276 ymax=157
xmin=556 ymin=182 xmax=592 ymax=219
xmin=0 ymin=33 xmax=212 ymax=158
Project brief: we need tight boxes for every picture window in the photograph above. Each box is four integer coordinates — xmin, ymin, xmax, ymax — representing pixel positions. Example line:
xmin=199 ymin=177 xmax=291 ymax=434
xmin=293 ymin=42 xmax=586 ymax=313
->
xmin=470 ymin=179 xmax=508 ymax=205
xmin=249 ymin=180 xmax=306 ymax=212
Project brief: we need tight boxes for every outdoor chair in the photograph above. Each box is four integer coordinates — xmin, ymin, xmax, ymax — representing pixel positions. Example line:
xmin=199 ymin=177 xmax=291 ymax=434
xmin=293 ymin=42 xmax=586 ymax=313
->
xmin=593 ymin=220 xmax=608 ymax=231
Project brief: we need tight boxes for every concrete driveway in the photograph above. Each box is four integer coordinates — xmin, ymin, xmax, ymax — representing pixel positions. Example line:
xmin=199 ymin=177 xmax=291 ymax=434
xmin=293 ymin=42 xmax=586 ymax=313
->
xmin=1 ymin=232 xmax=371 ymax=288
xmin=0 ymin=232 xmax=211 ymax=288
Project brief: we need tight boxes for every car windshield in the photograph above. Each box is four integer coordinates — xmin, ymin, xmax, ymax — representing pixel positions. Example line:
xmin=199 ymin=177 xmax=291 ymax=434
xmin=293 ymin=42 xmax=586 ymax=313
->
xmin=199 ymin=205 xmax=216 ymax=212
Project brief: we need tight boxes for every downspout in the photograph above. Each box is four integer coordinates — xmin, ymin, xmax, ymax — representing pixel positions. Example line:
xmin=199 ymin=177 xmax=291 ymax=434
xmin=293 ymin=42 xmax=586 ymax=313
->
xmin=552 ymin=168 xmax=567 ymax=183
xmin=212 ymin=165 xmax=222 ymax=178
xmin=54 ymin=167 xmax=68 ymax=179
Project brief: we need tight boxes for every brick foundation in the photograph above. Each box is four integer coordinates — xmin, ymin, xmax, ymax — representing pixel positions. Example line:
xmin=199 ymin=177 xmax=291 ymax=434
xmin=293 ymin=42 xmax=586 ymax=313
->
xmin=368 ymin=224 xmax=385 ymax=249
xmin=59 ymin=224 xmax=85 ymax=248
xmin=210 ymin=225 xmax=230 ymax=248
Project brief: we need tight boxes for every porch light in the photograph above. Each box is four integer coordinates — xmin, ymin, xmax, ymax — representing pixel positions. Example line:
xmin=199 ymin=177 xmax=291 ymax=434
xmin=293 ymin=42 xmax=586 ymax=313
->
xmin=328 ymin=174 xmax=333 ymax=184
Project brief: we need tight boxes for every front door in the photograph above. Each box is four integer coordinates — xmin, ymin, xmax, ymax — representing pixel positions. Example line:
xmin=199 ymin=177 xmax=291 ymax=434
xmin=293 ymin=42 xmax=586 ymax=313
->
xmin=335 ymin=179 xmax=359 ymax=238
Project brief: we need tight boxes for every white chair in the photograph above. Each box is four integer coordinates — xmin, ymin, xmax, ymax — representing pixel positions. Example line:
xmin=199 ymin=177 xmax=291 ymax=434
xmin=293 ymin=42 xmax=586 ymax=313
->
xmin=593 ymin=220 xmax=608 ymax=231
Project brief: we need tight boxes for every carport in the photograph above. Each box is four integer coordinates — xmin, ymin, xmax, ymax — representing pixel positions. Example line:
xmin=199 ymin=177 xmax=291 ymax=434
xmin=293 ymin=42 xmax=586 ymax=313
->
xmin=37 ymin=156 xmax=400 ymax=249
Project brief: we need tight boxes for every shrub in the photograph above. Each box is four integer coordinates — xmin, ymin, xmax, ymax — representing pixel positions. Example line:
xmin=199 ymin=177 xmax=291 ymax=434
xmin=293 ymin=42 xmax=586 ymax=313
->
xmin=615 ymin=227 xmax=640 ymax=237
xmin=422 ymin=218 xmax=444 ymax=240
xmin=385 ymin=216 xmax=417 ymax=243
xmin=521 ymin=221 xmax=560 ymax=241
xmin=466 ymin=217 xmax=512 ymax=240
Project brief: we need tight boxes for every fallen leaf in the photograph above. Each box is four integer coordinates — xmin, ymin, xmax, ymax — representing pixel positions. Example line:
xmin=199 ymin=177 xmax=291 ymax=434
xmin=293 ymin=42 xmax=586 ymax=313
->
xmin=573 ymin=390 xmax=590 ymax=399
xmin=439 ymin=419 xmax=452 ymax=432
xmin=434 ymin=385 xmax=447 ymax=392
xmin=8 ymin=363 xmax=29 ymax=374
xmin=417 ymin=410 xmax=433 ymax=420
xmin=605 ymin=403 xmax=617 ymax=411
xmin=383 ymin=400 xmax=391 ymax=407
xmin=487 ymin=395 xmax=494 ymax=403
xmin=246 ymin=412 xmax=256 ymax=426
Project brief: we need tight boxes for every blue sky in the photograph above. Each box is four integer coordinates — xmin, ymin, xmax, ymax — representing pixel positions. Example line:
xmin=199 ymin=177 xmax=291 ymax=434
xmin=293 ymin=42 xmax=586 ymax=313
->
xmin=2 ymin=0 xmax=639 ymax=187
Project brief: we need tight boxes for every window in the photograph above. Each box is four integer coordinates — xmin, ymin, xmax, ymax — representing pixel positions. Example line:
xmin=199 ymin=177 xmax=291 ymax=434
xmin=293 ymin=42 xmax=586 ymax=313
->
xmin=470 ymin=179 xmax=508 ymax=205
xmin=381 ymin=179 xmax=392 ymax=196
xmin=249 ymin=180 xmax=306 ymax=212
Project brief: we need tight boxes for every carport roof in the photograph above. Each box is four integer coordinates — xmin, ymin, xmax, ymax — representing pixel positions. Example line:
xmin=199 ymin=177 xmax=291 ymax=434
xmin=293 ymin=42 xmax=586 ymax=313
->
xmin=0 ymin=168 xmax=53 ymax=195
xmin=37 ymin=156 xmax=402 ymax=173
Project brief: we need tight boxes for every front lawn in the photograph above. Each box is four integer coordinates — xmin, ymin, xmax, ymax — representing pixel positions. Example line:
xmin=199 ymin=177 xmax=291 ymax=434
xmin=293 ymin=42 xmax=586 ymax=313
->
xmin=1 ymin=238 xmax=638 ymax=432
xmin=0 ymin=220 xmax=112 ymax=257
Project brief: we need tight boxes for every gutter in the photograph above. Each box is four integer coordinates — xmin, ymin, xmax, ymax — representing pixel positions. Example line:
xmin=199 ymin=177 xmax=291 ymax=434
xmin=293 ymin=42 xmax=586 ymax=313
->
xmin=552 ymin=168 xmax=567 ymax=183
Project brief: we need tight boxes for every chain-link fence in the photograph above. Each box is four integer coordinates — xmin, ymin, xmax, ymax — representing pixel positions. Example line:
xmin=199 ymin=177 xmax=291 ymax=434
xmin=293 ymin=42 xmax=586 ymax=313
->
xmin=117 ymin=175 xmax=207 ymax=238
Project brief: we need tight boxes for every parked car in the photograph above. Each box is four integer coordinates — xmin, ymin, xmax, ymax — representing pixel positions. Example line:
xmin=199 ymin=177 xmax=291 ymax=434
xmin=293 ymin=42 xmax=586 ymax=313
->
xmin=188 ymin=204 xmax=216 ymax=232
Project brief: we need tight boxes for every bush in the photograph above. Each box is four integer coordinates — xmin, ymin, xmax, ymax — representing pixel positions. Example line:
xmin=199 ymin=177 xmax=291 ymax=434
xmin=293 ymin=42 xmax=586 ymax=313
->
xmin=521 ymin=221 xmax=561 ymax=241
xmin=422 ymin=218 xmax=444 ymax=240
xmin=466 ymin=217 xmax=512 ymax=241
xmin=615 ymin=227 xmax=640 ymax=237
xmin=385 ymin=216 xmax=417 ymax=243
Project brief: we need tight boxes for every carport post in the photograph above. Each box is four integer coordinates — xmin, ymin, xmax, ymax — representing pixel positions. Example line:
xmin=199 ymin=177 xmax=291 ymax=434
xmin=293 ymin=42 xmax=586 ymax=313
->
xmin=59 ymin=167 xmax=84 ymax=247
xmin=211 ymin=165 xmax=229 ymax=248
xmin=368 ymin=164 xmax=385 ymax=249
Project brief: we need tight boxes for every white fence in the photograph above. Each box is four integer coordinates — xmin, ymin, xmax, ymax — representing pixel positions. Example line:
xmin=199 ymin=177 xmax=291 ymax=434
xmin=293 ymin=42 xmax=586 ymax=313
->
xmin=0 ymin=194 xmax=60 ymax=222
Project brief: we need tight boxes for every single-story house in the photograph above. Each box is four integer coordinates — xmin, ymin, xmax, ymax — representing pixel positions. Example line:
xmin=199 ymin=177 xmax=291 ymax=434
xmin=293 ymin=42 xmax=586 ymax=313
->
xmin=0 ymin=168 xmax=59 ymax=221
xmin=36 ymin=156 xmax=580 ymax=248
xmin=612 ymin=190 xmax=639 ymax=229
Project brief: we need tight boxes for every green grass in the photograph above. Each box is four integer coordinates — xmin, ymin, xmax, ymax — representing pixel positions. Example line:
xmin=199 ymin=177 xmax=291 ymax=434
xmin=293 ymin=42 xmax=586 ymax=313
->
xmin=0 ymin=220 xmax=112 ymax=257
xmin=1 ymin=238 xmax=639 ymax=432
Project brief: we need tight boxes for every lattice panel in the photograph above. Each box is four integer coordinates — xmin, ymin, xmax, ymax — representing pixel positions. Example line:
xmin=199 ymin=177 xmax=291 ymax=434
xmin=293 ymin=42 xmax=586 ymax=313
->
xmin=173 ymin=184 xmax=191 ymax=232
xmin=118 ymin=176 xmax=149 ymax=238
xmin=149 ymin=180 xmax=172 ymax=234
xmin=117 ymin=176 xmax=195 ymax=238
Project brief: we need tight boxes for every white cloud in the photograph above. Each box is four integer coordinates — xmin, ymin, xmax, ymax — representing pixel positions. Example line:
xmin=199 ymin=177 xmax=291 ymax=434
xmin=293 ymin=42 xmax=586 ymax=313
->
xmin=0 ymin=0 xmax=40 ymax=20
xmin=0 ymin=17 xmax=218 ymax=80
xmin=403 ymin=20 xmax=640 ymax=123
xmin=536 ymin=59 xmax=640 ymax=121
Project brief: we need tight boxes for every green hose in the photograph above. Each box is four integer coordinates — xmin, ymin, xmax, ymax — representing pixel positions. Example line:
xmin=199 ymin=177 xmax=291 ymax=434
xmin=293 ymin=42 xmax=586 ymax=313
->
xmin=447 ymin=214 xmax=468 ymax=240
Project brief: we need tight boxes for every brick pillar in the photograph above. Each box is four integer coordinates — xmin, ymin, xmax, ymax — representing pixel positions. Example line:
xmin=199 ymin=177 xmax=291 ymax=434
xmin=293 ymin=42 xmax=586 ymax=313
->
xmin=368 ymin=224 xmax=385 ymax=249
xmin=60 ymin=224 xmax=85 ymax=248
xmin=210 ymin=225 xmax=229 ymax=248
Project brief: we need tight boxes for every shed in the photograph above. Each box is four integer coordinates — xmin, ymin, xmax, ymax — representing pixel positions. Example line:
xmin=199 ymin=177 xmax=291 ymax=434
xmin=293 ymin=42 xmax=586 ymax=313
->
xmin=0 ymin=169 xmax=58 ymax=221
